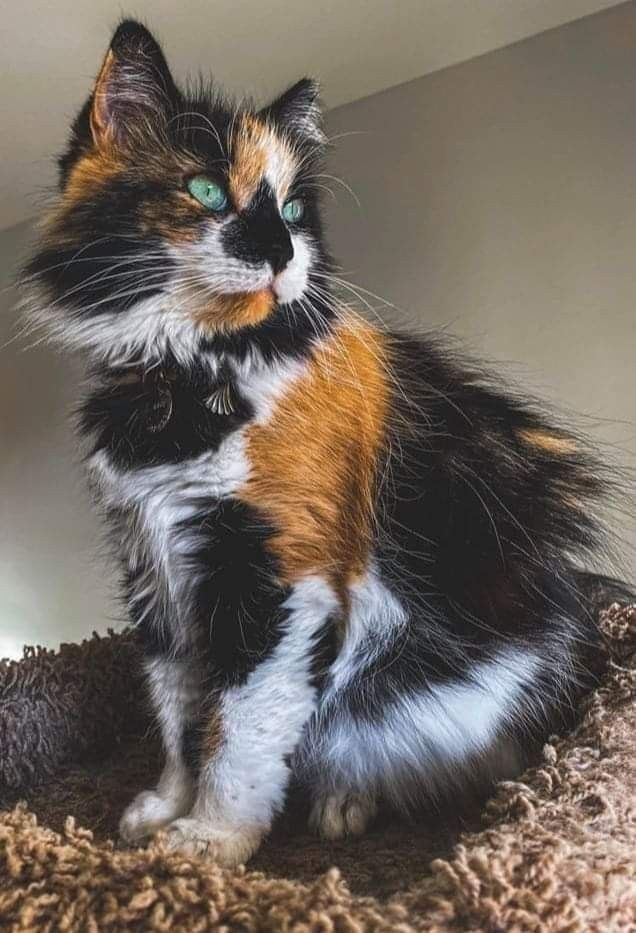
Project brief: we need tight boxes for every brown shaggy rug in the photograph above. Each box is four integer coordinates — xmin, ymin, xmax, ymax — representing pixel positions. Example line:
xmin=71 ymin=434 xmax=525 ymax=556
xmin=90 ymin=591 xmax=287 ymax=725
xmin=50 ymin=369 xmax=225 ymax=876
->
xmin=1 ymin=603 xmax=634 ymax=931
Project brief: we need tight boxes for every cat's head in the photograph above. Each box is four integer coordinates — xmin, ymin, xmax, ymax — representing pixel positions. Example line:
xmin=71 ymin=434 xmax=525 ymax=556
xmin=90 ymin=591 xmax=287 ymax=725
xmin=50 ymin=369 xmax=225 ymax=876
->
xmin=24 ymin=20 xmax=332 ymax=365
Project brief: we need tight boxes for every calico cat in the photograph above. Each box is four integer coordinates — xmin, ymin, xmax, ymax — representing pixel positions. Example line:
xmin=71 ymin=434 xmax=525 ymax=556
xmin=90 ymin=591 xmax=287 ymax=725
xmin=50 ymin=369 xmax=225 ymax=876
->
xmin=23 ymin=20 xmax=625 ymax=866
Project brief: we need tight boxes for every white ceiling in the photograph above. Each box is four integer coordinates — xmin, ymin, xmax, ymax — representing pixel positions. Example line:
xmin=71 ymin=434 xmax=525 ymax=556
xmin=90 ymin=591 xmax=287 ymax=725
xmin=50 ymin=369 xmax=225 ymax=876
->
xmin=0 ymin=0 xmax=622 ymax=229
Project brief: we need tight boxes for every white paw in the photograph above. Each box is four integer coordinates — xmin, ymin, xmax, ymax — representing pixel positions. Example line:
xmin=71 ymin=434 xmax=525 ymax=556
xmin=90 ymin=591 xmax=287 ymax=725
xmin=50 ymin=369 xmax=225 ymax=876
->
xmin=309 ymin=789 xmax=377 ymax=840
xmin=162 ymin=817 xmax=265 ymax=866
xmin=119 ymin=789 xmax=191 ymax=844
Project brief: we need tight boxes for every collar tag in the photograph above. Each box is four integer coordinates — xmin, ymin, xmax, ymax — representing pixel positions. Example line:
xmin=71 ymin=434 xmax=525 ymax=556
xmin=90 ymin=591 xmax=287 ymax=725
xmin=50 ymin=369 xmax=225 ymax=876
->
xmin=206 ymin=382 xmax=236 ymax=416
xmin=145 ymin=379 xmax=173 ymax=434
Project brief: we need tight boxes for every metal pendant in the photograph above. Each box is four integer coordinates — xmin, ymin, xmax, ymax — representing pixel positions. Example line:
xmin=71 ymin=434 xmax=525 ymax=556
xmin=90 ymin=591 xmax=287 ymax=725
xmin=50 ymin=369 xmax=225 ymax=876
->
xmin=145 ymin=383 xmax=173 ymax=433
xmin=206 ymin=382 xmax=236 ymax=416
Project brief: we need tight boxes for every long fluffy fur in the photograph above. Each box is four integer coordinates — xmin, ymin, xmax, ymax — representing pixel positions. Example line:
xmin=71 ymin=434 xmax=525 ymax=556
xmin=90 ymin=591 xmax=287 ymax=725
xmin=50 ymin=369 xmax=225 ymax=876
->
xmin=21 ymin=19 xmax=629 ymax=865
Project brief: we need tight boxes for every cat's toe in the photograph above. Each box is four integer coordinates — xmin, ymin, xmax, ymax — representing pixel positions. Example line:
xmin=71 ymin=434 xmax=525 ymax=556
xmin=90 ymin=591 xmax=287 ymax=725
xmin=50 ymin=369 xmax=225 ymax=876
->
xmin=309 ymin=790 xmax=377 ymax=840
xmin=162 ymin=818 xmax=264 ymax=866
xmin=119 ymin=790 xmax=186 ymax=844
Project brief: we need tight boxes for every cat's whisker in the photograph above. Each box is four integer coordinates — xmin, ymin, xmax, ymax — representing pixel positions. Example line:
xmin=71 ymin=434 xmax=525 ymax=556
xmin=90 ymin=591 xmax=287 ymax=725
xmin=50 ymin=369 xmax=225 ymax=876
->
xmin=306 ymin=173 xmax=361 ymax=208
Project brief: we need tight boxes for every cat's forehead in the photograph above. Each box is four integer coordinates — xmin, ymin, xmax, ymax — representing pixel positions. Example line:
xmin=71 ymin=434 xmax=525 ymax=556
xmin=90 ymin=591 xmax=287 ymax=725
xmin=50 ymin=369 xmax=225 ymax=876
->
xmin=229 ymin=113 xmax=297 ymax=208
xmin=60 ymin=108 xmax=300 ymax=214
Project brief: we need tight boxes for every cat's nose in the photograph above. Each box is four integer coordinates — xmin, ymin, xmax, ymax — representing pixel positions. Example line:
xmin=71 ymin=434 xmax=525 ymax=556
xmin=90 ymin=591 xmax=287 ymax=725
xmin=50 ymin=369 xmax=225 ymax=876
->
xmin=269 ymin=236 xmax=294 ymax=275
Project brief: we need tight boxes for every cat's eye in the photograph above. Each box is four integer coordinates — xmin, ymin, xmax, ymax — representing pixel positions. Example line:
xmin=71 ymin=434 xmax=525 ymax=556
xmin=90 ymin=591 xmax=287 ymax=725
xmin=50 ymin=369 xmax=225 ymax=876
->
xmin=282 ymin=197 xmax=305 ymax=224
xmin=187 ymin=176 xmax=229 ymax=211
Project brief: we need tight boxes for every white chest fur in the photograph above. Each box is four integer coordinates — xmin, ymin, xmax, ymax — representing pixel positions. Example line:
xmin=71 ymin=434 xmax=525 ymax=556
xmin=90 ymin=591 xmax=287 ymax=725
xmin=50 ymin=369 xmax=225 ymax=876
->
xmin=83 ymin=350 xmax=308 ymax=635
xmin=88 ymin=430 xmax=251 ymax=631
xmin=88 ymin=428 xmax=250 ymax=512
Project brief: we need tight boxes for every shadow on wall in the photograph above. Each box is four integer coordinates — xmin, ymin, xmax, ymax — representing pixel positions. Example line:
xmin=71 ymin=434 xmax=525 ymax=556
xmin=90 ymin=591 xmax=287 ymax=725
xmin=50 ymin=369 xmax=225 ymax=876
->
xmin=0 ymin=223 xmax=119 ymax=658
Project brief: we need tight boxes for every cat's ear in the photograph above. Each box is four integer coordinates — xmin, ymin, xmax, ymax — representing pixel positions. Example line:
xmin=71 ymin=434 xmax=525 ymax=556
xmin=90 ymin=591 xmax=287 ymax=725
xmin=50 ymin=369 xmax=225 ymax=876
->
xmin=262 ymin=78 xmax=325 ymax=145
xmin=89 ymin=20 xmax=177 ymax=147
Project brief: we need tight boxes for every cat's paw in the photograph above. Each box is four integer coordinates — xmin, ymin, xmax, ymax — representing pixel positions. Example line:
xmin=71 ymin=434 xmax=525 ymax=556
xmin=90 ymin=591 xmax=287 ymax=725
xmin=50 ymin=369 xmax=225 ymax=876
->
xmin=162 ymin=817 xmax=265 ymax=866
xmin=309 ymin=789 xmax=377 ymax=840
xmin=119 ymin=789 xmax=189 ymax=844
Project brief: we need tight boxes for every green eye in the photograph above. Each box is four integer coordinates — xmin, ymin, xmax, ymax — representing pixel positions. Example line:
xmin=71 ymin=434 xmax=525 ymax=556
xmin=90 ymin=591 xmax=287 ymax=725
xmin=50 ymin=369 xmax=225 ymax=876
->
xmin=187 ymin=175 xmax=228 ymax=211
xmin=282 ymin=197 xmax=305 ymax=224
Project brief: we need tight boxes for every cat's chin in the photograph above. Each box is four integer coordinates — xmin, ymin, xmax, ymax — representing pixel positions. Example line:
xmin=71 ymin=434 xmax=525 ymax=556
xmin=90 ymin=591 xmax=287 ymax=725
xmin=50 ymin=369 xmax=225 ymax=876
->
xmin=191 ymin=288 xmax=276 ymax=333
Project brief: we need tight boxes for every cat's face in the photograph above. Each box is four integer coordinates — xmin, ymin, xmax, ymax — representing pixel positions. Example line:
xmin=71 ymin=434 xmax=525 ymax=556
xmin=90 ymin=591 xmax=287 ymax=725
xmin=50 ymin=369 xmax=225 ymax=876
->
xmin=25 ymin=21 xmax=330 ymax=364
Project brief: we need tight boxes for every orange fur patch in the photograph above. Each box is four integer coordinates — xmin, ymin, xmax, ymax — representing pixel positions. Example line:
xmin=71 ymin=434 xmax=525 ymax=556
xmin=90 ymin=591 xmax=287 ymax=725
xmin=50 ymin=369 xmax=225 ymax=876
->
xmin=239 ymin=318 xmax=390 ymax=600
xmin=229 ymin=115 xmax=268 ymax=210
xmin=192 ymin=290 xmax=275 ymax=332
xmin=140 ymin=191 xmax=209 ymax=243
xmin=229 ymin=114 xmax=296 ymax=210
xmin=67 ymin=152 xmax=122 ymax=196
xmin=518 ymin=428 xmax=577 ymax=456
xmin=200 ymin=706 xmax=224 ymax=761
xmin=42 ymin=150 xmax=124 ymax=236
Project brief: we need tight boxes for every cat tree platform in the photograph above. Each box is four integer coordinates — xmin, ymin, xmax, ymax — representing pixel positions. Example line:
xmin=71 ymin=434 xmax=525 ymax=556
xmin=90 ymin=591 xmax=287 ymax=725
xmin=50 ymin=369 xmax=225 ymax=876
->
xmin=1 ymin=603 xmax=634 ymax=931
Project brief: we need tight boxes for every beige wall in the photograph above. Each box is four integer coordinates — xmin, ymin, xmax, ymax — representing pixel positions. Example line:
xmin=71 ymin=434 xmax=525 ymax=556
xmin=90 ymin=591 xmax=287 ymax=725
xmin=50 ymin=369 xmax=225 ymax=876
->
xmin=1 ymin=5 xmax=633 ymax=657
xmin=325 ymin=2 xmax=635 ymax=574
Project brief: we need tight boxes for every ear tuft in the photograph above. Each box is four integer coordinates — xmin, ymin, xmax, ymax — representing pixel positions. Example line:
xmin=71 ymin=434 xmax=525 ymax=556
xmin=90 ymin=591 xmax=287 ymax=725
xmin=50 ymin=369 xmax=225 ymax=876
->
xmin=109 ymin=18 xmax=160 ymax=53
xmin=263 ymin=78 xmax=325 ymax=145
xmin=90 ymin=19 xmax=177 ymax=147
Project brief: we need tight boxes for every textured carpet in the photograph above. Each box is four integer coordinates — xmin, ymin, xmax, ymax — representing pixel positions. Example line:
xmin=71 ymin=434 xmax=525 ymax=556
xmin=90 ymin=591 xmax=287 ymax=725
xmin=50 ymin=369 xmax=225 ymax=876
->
xmin=1 ymin=603 xmax=634 ymax=931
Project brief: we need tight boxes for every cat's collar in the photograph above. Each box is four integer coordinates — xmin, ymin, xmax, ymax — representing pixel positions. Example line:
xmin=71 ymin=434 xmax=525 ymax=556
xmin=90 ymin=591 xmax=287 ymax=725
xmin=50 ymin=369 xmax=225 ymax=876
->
xmin=108 ymin=363 xmax=178 ymax=389
xmin=107 ymin=363 xmax=237 ymax=432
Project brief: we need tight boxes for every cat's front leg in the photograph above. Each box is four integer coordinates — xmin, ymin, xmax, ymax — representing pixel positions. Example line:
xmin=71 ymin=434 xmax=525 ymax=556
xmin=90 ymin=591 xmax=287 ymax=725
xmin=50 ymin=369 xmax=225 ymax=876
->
xmin=119 ymin=656 xmax=201 ymax=843
xmin=163 ymin=578 xmax=337 ymax=866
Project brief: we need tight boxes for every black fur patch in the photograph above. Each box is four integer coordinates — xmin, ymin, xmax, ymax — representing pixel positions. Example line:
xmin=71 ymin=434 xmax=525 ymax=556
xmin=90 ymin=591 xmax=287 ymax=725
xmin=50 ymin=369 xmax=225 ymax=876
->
xmin=198 ymin=289 xmax=334 ymax=364
xmin=122 ymin=494 xmax=290 ymax=686
xmin=24 ymin=225 xmax=173 ymax=318
xmin=80 ymin=357 xmax=253 ymax=468
xmin=221 ymin=182 xmax=293 ymax=271
xmin=308 ymin=618 xmax=339 ymax=691
xmin=358 ymin=333 xmax=608 ymax=731
xmin=187 ymin=499 xmax=290 ymax=684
